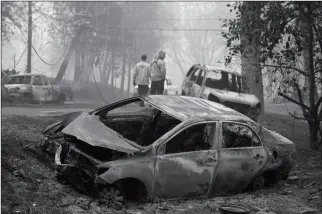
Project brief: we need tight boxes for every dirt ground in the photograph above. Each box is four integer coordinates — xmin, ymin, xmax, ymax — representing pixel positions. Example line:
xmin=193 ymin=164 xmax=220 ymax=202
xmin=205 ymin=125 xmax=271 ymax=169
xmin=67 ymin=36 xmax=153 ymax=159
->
xmin=1 ymin=114 xmax=321 ymax=214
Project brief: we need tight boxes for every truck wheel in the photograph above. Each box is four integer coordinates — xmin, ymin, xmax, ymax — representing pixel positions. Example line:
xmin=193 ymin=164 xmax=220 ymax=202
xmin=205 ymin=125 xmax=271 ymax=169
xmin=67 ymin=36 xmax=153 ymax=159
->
xmin=57 ymin=94 xmax=66 ymax=104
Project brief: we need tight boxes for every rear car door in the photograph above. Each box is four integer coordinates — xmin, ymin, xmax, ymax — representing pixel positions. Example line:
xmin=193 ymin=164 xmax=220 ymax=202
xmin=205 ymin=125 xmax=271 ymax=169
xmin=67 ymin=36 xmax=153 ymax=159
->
xmin=210 ymin=121 xmax=268 ymax=196
xmin=186 ymin=68 xmax=201 ymax=97
xmin=42 ymin=76 xmax=53 ymax=102
xmin=31 ymin=75 xmax=46 ymax=102
xmin=154 ymin=122 xmax=218 ymax=199
xmin=192 ymin=68 xmax=205 ymax=97
xmin=182 ymin=67 xmax=199 ymax=96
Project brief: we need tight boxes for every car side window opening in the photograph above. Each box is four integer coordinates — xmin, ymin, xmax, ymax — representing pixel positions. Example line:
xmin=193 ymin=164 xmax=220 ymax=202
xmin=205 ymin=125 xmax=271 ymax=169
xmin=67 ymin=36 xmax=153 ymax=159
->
xmin=222 ymin=122 xmax=261 ymax=149
xmin=7 ymin=76 xmax=32 ymax=85
xmin=164 ymin=123 xmax=216 ymax=154
xmin=101 ymin=101 xmax=181 ymax=147
xmin=195 ymin=69 xmax=205 ymax=86
xmin=186 ymin=66 xmax=196 ymax=77
xmin=205 ymin=70 xmax=242 ymax=91
xmin=191 ymin=68 xmax=201 ymax=82
xmin=42 ymin=76 xmax=49 ymax=85
xmin=33 ymin=76 xmax=44 ymax=86
xmin=166 ymin=78 xmax=172 ymax=85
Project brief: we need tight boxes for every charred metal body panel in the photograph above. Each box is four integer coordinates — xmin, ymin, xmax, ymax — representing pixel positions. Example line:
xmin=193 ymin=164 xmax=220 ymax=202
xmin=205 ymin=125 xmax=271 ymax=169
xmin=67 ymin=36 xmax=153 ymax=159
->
xmin=42 ymin=95 xmax=295 ymax=201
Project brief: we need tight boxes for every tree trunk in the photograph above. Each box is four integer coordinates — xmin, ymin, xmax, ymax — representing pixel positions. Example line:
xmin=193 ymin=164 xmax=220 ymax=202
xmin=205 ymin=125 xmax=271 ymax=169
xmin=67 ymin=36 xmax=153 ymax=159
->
xmin=120 ymin=51 xmax=127 ymax=100
xmin=127 ymin=60 xmax=132 ymax=97
xmin=26 ymin=1 xmax=32 ymax=73
xmin=240 ymin=2 xmax=264 ymax=121
xmin=308 ymin=121 xmax=319 ymax=149
xmin=107 ymin=50 xmax=114 ymax=84
xmin=73 ymin=2 xmax=82 ymax=85
xmin=110 ymin=50 xmax=115 ymax=102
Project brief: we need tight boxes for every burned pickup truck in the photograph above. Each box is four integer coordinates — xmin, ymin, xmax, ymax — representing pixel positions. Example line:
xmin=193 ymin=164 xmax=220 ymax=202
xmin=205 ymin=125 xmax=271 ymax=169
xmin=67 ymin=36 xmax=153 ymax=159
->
xmin=41 ymin=95 xmax=295 ymax=202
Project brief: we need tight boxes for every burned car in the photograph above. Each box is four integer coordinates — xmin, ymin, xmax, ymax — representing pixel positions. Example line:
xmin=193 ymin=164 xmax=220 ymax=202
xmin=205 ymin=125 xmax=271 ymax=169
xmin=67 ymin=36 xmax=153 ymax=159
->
xmin=181 ymin=65 xmax=261 ymax=121
xmin=4 ymin=74 xmax=67 ymax=104
xmin=41 ymin=95 xmax=295 ymax=202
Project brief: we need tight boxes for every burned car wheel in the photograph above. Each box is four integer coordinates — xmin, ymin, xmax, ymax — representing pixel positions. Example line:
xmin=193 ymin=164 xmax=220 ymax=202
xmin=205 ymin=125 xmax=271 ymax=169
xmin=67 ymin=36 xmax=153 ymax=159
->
xmin=22 ymin=93 xmax=33 ymax=104
xmin=252 ymin=175 xmax=265 ymax=190
xmin=99 ymin=186 xmax=125 ymax=204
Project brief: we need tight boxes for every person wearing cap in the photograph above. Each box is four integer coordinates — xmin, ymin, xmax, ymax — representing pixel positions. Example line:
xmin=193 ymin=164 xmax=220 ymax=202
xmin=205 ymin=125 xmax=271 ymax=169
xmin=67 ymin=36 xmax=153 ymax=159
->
xmin=150 ymin=51 xmax=166 ymax=95
xmin=133 ymin=54 xmax=151 ymax=107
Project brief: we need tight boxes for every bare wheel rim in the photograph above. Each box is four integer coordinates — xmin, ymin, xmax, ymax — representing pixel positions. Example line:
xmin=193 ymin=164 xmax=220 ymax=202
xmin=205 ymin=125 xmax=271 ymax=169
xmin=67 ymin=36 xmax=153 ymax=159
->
xmin=253 ymin=176 xmax=265 ymax=190
xmin=22 ymin=95 xmax=31 ymax=104
xmin=100 ymin=187 xmax=124 ymax=202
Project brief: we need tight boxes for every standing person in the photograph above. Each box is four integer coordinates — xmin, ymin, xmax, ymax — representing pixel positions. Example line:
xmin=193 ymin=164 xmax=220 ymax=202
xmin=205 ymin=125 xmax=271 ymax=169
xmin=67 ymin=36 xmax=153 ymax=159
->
xmin=150 ymin=51 xmax=166 ymax=95
xmin=133 ymin=54 xmax=151 ymax=107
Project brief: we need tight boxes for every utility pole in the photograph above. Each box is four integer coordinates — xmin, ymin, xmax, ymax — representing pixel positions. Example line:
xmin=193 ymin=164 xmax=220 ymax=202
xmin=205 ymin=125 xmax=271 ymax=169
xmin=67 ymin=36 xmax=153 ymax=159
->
xmin=13 ymin=54 xmax=16 ymax=70
xmin=73 ymin=2 xmax=81 ymax=84
xmin=26 ymin=1 xmax=32 ymax=73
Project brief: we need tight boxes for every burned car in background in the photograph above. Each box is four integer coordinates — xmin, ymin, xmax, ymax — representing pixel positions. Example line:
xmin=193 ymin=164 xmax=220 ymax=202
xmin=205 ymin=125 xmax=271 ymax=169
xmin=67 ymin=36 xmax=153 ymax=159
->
xmin=181 ymin=64 xmax=261 ymax=121
xmin=41 ymin=95 xmax=295 ymax=202
xmin=4 ymin=74 xmax=67 ymax=104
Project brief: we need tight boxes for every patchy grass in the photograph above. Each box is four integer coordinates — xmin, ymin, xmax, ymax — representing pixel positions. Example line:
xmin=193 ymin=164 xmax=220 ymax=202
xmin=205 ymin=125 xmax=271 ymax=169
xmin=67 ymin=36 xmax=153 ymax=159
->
xmin=1 ymin=113 xmax=321 ymax=214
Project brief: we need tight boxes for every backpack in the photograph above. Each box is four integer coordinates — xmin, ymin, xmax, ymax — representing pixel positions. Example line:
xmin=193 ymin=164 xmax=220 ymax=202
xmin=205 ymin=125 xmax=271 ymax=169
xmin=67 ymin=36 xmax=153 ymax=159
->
xmin=152 ymin=58 xmax=162 ymax=71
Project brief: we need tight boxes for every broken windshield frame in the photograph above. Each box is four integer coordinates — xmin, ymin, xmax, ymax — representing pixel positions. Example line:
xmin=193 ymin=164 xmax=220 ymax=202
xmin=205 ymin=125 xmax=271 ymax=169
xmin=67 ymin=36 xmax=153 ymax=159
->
xmin=90 ymin=96 xmax=183 ymax=150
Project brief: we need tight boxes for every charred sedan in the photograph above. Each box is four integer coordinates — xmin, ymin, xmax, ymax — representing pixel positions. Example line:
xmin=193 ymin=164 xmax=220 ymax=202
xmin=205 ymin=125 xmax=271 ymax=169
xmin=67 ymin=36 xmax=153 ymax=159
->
xmin=41 ymin=95 xmax=295 ymax=202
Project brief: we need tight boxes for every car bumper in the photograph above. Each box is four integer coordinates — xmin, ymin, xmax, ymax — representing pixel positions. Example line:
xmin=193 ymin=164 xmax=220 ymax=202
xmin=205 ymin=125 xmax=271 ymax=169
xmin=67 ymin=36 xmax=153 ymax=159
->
xmin=55 ymin=145 xmax=101 ymax=195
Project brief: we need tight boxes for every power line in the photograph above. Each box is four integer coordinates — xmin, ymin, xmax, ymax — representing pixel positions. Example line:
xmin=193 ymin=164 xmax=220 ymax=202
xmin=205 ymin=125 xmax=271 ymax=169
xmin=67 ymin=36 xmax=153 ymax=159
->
xmin=97 ymin=26 xmax=228 ymax=32
xmin=15 ymin=46 xmax=27 ymax=67
xmin=31 ymin=45 xmax=66 ymax=66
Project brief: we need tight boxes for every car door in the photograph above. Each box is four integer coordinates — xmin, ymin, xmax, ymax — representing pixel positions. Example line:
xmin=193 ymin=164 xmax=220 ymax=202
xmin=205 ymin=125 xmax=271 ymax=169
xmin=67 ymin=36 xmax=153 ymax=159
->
xmin=154 ymin=122 xmax=219 ymax=199
xmin=209 ymin=121 xmax=268 ymax=197
xmin=31 ymin=75 xmax=46 ymax=102
xmin=42 ymin=76 xmax=53 ymax=102
xmin=192 ymin=68 xmax=205 ymax=97
xmin=181 ymin=66 xmax=195 ymax=94
xmin=182 ymin=67 xmax=199 ymax=96
xmin=186 ymin=68 xmax=202 ymax=97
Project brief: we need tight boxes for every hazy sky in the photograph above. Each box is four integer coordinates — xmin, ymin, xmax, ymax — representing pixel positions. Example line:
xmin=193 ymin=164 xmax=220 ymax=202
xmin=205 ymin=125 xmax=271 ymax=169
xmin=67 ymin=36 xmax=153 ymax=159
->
xmin=1 ymin=2 xmax=237 ymax=88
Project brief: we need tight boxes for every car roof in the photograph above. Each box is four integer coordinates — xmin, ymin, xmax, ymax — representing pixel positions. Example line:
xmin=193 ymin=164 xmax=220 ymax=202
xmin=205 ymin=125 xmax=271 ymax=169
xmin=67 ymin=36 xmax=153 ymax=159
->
xmin=9 ymin=74 xmax=41 ymax=77
xmin=200 ymin=65 xmax=241 ymax=76
xmin=142 ymin=95 xmax=254 ymax=122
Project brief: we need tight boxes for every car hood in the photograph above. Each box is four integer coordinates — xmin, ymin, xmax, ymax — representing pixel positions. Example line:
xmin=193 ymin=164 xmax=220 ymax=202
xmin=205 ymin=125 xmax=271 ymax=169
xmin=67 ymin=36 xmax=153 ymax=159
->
xmin=5 ymin=84 xmax=31 ymax=89
xmin=61 ymin=112 xmax=142 ymax=154
xmin=206 ymin=88 xmax=259 ymax=106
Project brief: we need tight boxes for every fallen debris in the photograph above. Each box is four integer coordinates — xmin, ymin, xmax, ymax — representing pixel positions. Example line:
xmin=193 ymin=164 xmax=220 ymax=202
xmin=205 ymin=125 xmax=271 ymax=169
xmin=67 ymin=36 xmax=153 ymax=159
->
xmin=287 ymin=176 xmax=299 ymax=185
xmin=299 ymin=208 xmax=319 ymax=214
xmin=13 ymin=169 xmax=26 ymax=178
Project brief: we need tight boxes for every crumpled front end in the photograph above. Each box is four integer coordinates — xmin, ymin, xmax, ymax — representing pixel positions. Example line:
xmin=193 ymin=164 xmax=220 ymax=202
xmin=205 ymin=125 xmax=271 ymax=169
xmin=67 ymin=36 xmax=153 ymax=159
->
xmin=5 ymin=84 xmax=32 ymax=102
xmin=55 ymin=137 xmax=129 ymax=196
xmin=47 ymin=112 xmax=142 ymax=196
